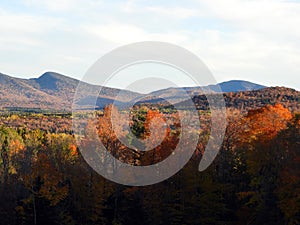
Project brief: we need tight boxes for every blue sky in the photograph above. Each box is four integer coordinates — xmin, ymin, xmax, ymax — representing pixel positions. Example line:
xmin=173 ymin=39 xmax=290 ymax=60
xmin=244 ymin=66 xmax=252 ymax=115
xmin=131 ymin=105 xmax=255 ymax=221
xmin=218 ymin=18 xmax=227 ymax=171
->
xmin=1 ymin=0 xmax=300 ymax=91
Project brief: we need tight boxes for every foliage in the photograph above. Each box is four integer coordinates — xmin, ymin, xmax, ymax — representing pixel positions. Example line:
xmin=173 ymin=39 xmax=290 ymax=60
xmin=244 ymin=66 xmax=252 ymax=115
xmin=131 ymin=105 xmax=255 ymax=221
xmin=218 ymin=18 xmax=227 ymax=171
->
xmin=0 ymin=104 xmax=299 ymax=224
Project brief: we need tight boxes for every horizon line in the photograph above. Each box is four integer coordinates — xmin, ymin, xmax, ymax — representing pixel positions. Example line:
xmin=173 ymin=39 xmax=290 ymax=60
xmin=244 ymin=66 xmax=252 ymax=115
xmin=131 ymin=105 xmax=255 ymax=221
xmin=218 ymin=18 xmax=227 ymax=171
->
xmin=0 ymin=70 xmax=299 ymax=93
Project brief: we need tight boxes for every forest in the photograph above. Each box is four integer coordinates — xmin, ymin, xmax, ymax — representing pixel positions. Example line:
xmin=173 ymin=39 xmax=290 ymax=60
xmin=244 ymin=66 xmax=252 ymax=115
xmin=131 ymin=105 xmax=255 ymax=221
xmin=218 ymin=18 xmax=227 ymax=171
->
xmin=0 ymin=103 xmax=299 ymax=225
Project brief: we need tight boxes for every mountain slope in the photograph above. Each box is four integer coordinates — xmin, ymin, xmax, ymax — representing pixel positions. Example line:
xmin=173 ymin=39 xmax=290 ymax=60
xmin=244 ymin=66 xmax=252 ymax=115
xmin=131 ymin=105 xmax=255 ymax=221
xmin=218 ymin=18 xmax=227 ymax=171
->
xmin=0 ymin=72 xmax=142 ymax=110
xmin=176 ymin=86 xmax=300 ymax=113
xmin=216 ymin=80 xmax=266 ymax=93
xmin=0 ymin=73 xmax=65 ymax=109
xmin=138 ymin=80 xmax=266 ymax=105
xmin=0 ymin=72 xmax=271 ymax=111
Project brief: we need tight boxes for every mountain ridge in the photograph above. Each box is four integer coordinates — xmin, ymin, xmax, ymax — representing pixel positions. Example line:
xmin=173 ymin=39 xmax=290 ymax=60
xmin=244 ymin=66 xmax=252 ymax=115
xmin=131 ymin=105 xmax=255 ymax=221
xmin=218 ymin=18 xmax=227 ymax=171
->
xmin=0 ymin=71 xmax=294 ymax=111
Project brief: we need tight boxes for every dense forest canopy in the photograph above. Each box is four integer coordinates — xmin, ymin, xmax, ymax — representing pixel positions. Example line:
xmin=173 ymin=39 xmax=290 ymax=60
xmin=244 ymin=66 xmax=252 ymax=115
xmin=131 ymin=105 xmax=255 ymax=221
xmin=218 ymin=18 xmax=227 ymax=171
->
xmin=0 ymin=102 xmax=299 ymax=225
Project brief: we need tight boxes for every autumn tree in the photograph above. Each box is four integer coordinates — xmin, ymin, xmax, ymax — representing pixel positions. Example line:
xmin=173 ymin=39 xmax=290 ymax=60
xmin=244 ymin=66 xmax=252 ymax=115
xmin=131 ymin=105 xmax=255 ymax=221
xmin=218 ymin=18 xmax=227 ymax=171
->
xmin=0 ymin=126 xmax=25 ymax=224
xmin=236 ymin=104 xmax=292 ymax=224
xmin=275 ymin=114 xmax=300 ymax=224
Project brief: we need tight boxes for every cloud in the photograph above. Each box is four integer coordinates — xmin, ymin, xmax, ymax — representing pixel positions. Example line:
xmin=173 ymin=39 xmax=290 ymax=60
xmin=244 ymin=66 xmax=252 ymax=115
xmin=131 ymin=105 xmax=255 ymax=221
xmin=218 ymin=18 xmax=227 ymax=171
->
xmin=199 ymin=0 xmax=300 ymax=37
xmin=163 ymin=0 xmax=300 ymax=88
xmin=0 ymin=9 xmax=62 ymax=49
xmin=0 ymin=9 xmax=61 ymax=34
xmin=84 ymin=23 xmax=188 ymax=44
xmin=0 ymin=0 xmax=300 ymax=89
xmin=145 ymin=6 xmax=199 ymax=19
xmin=22 ymin=0 xmax=81 ymax=12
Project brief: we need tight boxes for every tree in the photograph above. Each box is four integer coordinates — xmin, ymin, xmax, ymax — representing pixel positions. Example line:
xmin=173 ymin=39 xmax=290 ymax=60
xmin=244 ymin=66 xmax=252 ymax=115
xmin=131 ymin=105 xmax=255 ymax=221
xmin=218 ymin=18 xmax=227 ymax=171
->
xmin=275 ymin=114 xmax=300 ymax=224
xmin=236 ymin=104 xmax=292 ymax=224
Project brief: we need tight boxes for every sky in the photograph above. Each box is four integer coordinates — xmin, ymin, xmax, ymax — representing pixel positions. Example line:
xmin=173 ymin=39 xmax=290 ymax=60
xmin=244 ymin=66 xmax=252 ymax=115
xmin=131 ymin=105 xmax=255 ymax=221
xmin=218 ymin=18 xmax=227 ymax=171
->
xmin=1 ymin=0 xmax=300 ymax=91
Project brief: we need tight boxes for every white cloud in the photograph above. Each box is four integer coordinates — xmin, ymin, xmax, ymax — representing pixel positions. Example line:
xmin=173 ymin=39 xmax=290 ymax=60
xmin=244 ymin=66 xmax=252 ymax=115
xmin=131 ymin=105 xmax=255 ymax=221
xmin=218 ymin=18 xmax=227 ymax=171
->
xmin=22 ymin=0 xmax=80 ymax=12
xmin=84 ymin=23 xmax=188 ymax=44
xmin=120 ymin=0 xmax=136 ymax=13
xmin=199 ymin=0 xmax=300 ymax=37
xmin=0 ymin=9 xmax=63 ymax=49
xmin=0 ymin=10 xmax=61 ymax=34
xmin=1 ymin=0 xmax=300 ymax=89
xmin=145 ymin=6 xmax=199 ymax=19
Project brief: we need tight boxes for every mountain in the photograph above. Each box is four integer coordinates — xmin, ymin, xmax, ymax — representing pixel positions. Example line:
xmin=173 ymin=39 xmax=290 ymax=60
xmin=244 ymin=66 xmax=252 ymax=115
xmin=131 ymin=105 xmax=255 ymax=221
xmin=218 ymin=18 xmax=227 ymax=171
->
xmin=0 ymin=72 xmax=270 ymax=111
xmin=176 ymin=86 xmax=300 ymax=113
xmin=212 ymin=80 xmax=266 ymax=93
xmin=0 ymin=72 xmax=64 ymax=109
xmin=137 ymin=80 xmax=266 ymax=105
xmin=0 ymin=72 xmax=141 ymax=111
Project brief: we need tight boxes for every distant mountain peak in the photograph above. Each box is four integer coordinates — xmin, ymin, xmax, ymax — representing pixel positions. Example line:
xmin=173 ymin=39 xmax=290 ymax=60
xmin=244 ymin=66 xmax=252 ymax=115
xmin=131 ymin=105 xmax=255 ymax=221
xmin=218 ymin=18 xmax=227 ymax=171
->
xmin=28 ymin=71 xmax=78 ymax=91
xmin=38 ymin=71 xmax=70 ymax=80
xmin=33 ymin=72 xmax=61 ymax=91
xmin=216 ymin=80 xmax=266 ymax=93
xmin=40 ymin=71 xmax=58 ymax=77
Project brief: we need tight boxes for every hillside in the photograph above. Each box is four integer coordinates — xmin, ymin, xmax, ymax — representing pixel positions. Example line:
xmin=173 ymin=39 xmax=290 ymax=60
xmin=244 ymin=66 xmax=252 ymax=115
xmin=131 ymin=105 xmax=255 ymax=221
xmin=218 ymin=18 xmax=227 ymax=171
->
xmin=176 ymin=87 xmax=300 ymax=113
xmin=139 ymin=80 xmax=266 ymax=104
xmin=1 ymin=71 xmax=291 ymax=112
xmin=0 ymin=72 xmax=141 ymax=110
xmin=0 ymin=73 xmax=65 ymax=109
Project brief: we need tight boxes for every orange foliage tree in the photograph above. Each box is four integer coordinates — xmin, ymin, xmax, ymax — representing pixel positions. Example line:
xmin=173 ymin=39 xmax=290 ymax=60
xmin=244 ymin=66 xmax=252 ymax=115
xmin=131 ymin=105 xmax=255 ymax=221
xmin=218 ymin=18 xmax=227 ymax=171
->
xmin=235 ymin=104 xmax=293 ymax=224
xmin=275 ymin=114 xmax=300 ymax=224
